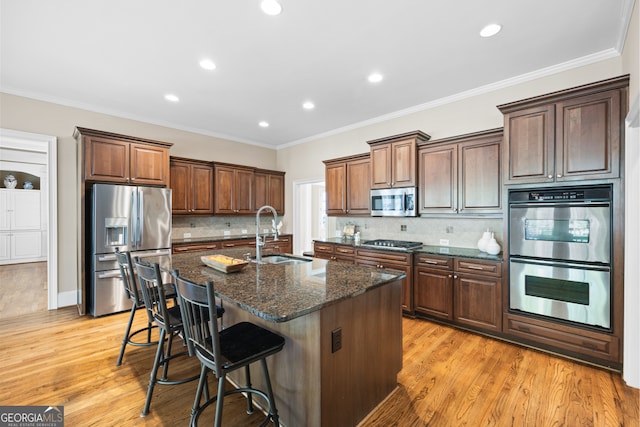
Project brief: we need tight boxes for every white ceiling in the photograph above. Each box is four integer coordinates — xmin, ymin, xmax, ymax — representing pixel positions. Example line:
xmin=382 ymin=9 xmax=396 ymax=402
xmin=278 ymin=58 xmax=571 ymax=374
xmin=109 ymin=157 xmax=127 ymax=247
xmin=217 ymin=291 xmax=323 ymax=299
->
xmin=0 ymin=0 xmax=634 ymax=148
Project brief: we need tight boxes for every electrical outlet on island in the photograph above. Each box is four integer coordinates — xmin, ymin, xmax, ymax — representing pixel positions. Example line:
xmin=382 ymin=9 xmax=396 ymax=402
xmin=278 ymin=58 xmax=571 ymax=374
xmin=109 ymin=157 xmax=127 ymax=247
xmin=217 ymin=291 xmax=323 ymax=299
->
xmin=440 ymin=239 xmax=450 ymax=246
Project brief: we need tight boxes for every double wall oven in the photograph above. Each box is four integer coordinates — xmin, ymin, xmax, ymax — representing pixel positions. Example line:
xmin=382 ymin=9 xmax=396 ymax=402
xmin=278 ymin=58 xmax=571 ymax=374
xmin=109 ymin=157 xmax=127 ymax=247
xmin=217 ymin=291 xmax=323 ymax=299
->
xmin=508 ymin=185 xmax=612 ymax=330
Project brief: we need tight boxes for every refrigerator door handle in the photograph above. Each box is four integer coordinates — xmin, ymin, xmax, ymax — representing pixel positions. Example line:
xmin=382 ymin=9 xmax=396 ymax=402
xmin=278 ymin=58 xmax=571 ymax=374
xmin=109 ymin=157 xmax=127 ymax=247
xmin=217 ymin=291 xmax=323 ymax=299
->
xmin=131 ymin=190 xmax=139 ymax=248
xmin=137 ymin=190 xmax=144 ymax=247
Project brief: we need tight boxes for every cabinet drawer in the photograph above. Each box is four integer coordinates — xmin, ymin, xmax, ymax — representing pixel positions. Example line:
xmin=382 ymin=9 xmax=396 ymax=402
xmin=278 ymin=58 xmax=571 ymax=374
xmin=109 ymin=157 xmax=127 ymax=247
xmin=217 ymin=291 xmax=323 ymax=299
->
xmin=414 ymin=254 xmax=453 ymax=269
xmin=454 ymin=259 xmax=501 ymax=277
xmin=504 ymin=313 xmax=619 ymax=363
xmin=314 ymin=243 xmax=334 ymax=253
xmin=356 ymin=249 xmax=411 ymax=265
xmin=335 ymin=245 xmax=355 ymax=256
xmin=172 ymin=242 xmax=219 ymax=253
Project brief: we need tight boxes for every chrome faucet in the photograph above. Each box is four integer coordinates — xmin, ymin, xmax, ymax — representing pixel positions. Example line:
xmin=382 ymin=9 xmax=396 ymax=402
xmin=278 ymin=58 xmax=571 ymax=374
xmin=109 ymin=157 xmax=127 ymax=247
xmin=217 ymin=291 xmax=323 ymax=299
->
xmin=255 ymin=205 xmax=279 ymax=263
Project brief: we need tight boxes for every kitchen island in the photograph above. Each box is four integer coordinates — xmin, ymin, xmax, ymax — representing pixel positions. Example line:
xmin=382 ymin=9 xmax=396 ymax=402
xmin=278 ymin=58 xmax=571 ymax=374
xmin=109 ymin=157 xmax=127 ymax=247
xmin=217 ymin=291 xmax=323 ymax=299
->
xmin=147 ymin=248 xmax=405 ymax=427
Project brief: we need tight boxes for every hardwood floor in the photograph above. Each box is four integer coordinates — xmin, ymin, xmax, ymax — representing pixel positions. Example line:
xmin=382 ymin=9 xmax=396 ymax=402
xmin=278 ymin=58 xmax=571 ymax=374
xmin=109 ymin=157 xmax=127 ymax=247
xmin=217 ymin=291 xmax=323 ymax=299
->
xmin=1 ymin=265 xmax=638 ymax=426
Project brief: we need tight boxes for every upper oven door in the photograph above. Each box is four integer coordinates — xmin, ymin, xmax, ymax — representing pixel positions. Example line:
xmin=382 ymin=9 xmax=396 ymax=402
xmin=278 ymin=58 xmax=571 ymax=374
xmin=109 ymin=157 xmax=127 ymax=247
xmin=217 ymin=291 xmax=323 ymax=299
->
xmin=509 ymin=202 xmax=610 ymax=264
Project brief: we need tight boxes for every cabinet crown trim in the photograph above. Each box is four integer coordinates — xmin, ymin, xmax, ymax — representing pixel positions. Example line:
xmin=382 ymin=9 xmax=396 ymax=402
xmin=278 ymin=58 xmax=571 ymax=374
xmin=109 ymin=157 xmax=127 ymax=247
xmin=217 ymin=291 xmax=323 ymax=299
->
xmin=367 ymin=130 xmax=431 ymax=145
xmin=73 ymin=127 xmax=173 ymax=148
xmin=497 ymin=74 xmax=629 ymax=113
xmin=322 ymin=152 xmax=370 ymax=165
xmin=418 ymin=128 xmax=503 ymax=147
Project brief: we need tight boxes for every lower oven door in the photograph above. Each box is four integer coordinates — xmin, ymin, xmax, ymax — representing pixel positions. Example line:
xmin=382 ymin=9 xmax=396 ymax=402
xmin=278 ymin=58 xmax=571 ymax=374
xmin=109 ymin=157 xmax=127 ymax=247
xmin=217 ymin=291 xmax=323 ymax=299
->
xmin=509 ymin=257 xmax=611 ymax=329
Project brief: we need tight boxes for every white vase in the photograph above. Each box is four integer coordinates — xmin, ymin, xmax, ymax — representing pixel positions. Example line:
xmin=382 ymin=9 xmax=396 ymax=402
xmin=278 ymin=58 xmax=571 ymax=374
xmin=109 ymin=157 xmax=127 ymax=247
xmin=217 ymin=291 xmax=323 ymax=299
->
xmin=4 ymin=174 xmax=17 ymax=189
xmin=486 ymin=233 xmax=501 ymax=255
xmin=477 ymin=230 xmax=492 ymax=252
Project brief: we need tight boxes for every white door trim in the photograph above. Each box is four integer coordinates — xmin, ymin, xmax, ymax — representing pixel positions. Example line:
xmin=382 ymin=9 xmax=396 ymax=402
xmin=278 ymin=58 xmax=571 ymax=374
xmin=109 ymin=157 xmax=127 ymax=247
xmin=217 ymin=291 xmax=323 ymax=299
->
xmin=292 ymin=177 xmax=324 ymax=255
xmin=0 ymin=128 xmax=58 ymax=309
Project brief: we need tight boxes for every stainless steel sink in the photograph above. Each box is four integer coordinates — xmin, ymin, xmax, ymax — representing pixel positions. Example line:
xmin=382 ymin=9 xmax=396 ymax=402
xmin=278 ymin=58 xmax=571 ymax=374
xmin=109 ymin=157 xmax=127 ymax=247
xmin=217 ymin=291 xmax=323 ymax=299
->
xmin=252 ymin=254 xmax=312 ymax=265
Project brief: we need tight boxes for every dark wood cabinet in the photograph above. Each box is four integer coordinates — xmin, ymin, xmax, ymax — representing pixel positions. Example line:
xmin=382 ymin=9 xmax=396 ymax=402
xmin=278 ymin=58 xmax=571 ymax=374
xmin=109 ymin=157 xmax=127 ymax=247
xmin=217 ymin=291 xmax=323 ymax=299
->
xmin=368 ymin=131 xmax=430 ymax=189
xmin=453 ymin=259 xmax=502 ymax=332
xmin=324 ymin=153 xmax=370 ymax=216
xmin=173 ymin=235 xmax=292 ymax=255
xmin=499 ymin=76 xmax=628 ymax=184
xmin=255 ymin=169 xmax=285 ymax=215
xmin=170 ymin=157 xmax=213 ymax=215
xmin=214 ymin=164 xmax=254 ymax=215
xmin=414 ymin=254 xmax=502 ymax=333
xmin=355 ymin=248 xmax=413 ymax=313
xmin=413 ymin=255 xmax=454 ymax=320
xmin=76 ymin=127 xmax=171 ymax=186
xmin=418 ymin=129 xmax=502 ymax=215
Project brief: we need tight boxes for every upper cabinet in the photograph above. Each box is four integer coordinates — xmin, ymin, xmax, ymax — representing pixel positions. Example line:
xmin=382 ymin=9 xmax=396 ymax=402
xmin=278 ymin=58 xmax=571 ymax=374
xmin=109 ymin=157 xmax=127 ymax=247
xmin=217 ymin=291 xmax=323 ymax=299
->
xmin=368 ymin=131 xmax=430 ymax=189
xmin=75 ymin=127 xmax=172 ymax=187
xmin=324 ymin=153 xmax=371 ymax=216
xmin=498 ymin=75 xmax=628 ymax=184
xmin=418 ymin=129 xmax=502 ymax=215
xmin=255 ymin=169 xmax=285 ymax=215
xmin=170 ymin=157 xmax=214 ymax=215
xmin=214 ymin=164 xmax=254 ymax=215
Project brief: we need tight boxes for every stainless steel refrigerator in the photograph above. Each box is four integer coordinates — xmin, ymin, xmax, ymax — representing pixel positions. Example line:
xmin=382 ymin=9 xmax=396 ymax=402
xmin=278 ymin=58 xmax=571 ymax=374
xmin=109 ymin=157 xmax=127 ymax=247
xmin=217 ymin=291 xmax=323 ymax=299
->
xmin=89 ymin=183 xmax=172 ymax=316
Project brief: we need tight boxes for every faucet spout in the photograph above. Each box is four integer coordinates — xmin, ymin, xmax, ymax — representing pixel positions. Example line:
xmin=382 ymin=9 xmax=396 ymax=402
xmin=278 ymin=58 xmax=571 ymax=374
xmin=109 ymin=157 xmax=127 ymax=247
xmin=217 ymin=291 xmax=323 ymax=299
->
xmin=255 ymin=205 xmax=279 ymax=263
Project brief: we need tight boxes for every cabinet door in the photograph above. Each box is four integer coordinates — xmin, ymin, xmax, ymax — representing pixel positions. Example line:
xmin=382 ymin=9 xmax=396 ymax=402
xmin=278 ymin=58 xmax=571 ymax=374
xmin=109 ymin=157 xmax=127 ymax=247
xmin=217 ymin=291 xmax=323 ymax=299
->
xmin=458 ymin=138 xmax=501 ymax=213
xmin=234 ymin=168 xmax=254 ymax=214
xmin=12 ymin=190 xmax=41 ymax=230
xmin=11 ymin=231 xmax=42 ymax=259
xmin=556 ymin=89 xmax=621 ymax=181
xmin=346 ymin=158 xmax=370 ymax=215
xmin=326 ymin=162 xmax=346 ymax=215
xmin=454 ymin=274 xmax=501 ymax=332
xmin=391 ymin=139 xmax=417 ymax=187
xmin=191 ymin=164 xmax=214 ymax=213
xmin=504 ymin=104 xmax=555 ymax=184
xmin=214 ymin=166 xmax=235 ymax=214
xmin=0 ymin=191 xmax=11 ymax=231
xmin=413 ymin=267 xmax=453 ymax=320
xmin=170 ymin=161 xmax=191 ymax=214
xmin=418 ymin=144 xmax=457 ymax=214
xmin=85 ymin=136 xmax=130 ymax=182
xmin=0 ymin=233 xmax=10 ymax=261
xmin=255 ymin=172 xmax=285 ymax=215
xmin=370 ymin=143 xmax=392 ymax=189
xmin=129 ymin=143 xmax=169 ymax=186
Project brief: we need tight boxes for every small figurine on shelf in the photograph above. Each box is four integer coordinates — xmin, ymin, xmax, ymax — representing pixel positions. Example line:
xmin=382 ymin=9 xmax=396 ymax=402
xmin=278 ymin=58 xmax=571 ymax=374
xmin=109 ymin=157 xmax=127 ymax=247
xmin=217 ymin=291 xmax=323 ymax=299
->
xmin=23 ymin=181 xmax=34 ymax=190
xmin=4 ymin=174 xmax=17 ymax=189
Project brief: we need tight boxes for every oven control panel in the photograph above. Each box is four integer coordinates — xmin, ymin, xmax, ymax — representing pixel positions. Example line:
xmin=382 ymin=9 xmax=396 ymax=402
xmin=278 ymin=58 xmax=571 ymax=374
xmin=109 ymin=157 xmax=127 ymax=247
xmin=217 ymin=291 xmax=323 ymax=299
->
xmin=509 ymin=185 xmax=611 ymax=203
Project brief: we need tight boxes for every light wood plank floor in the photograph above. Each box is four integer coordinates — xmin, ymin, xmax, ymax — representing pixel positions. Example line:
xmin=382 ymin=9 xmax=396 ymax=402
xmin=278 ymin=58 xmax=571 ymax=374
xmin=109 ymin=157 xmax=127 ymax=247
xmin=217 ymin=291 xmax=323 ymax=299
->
xmin=1 ymin=265 xmax=638 ymax=426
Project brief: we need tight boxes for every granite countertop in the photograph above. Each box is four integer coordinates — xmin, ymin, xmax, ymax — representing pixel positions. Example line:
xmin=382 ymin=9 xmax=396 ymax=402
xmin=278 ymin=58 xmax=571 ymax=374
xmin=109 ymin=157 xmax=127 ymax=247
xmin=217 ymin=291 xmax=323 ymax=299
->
xmin=173 ymin=233 xmax=291 ymax=245
xmin=314 ymin=237 xmax=503 ymax=261
xmin=145 ymin=247 xmax=406 ymax=323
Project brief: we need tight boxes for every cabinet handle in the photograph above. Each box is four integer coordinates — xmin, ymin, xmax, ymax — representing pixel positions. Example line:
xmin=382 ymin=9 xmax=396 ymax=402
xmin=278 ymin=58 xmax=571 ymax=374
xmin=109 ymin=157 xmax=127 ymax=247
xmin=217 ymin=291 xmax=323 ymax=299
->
xmin=453 ymin=275 xmax=458 ymax=279
xmin=466 ymin=265 xmax=484 ymax=270
xmin=423 ymin=260 xmax=439 ymax=265
xmin=448 ymin=274 xmax=453 ymax=278
xmin=557 ymin=174 xmax=562 ymax=178
xmin=548 ymin=175 xmax=553 ymax=179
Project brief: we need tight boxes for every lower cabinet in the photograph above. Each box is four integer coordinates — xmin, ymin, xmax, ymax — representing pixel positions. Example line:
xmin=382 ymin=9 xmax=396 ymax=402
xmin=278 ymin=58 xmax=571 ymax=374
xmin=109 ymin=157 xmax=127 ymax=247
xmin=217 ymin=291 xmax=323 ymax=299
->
xmin=355 ymin=248 xmax=413 ymax=313
xmin=0 ymin=231 xmax=44 ymax=264
xmin=313 ymin=242 xmax=355 ymax=262
xmin=414 ymin=254 xmax=502 ymax=333
xmin=172 ymin=241 xmax=219 ymax=254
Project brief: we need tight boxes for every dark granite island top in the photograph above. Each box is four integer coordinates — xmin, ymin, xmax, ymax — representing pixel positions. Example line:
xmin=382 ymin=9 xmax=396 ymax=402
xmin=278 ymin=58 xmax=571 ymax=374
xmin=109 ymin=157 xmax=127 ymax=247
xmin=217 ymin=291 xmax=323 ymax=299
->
xmin=143 ymin=248 xmax=405 ymax=427
xmin=148 ymin=247 xmax=405 ymax=323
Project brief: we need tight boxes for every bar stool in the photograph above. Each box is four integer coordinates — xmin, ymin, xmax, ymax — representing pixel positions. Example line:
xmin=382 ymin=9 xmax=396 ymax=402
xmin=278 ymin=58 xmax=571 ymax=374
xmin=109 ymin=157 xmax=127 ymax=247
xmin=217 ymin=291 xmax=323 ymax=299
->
xmin=134 ymin=258 xmax=224 ymax=417
xmin=172 ymin=271 xmax=285 ymax=427
xmin=114 ymin=248 xmax=177 ymax=366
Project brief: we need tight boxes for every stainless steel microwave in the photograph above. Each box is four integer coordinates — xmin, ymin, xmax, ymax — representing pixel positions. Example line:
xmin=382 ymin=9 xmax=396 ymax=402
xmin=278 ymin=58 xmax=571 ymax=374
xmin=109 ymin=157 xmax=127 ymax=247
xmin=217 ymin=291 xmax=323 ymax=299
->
xmin=370 ymin=187 xmax=417 ymax=217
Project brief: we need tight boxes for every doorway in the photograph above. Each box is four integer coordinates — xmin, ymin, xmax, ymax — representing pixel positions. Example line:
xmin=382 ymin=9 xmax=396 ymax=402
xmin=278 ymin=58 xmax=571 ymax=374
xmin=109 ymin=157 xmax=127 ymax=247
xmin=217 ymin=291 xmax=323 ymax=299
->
xmin=293 ymin=178 xmax=333 ymax=256
xmin=0 ymin=128 xmax=58 ymax=310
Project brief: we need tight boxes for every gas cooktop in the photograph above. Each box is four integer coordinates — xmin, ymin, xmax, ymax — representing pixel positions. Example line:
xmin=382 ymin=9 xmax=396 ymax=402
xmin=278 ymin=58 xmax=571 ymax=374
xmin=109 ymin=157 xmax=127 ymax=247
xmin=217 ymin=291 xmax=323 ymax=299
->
xmin=360 ymin=239 xmax=423 ymax=251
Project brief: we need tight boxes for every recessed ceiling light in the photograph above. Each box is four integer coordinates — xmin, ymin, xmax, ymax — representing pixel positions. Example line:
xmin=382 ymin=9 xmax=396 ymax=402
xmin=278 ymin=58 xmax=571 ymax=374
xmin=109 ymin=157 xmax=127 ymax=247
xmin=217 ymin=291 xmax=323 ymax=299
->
xmin=480 ymin=23 xmax=502 ymax=38
xmin=302 ymin=101 xmax=315 ymax=110
xmin=199 ymin=59 xmax=216 ymax=70
xmin=259 ymin=121 xmax=270 ymax=127
xmin=261 ymin=0 xmax=282 ymax=16
xmin=164 ymin=94 xmax=180 ymax=102
xmin=368 ymin=73 xmax=383 ymax=83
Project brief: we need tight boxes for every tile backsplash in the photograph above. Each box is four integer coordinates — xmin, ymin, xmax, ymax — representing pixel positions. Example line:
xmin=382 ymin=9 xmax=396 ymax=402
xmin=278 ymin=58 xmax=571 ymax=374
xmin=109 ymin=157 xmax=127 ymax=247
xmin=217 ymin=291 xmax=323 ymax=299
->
xmin=336 ymin=216 xmax=504 ymax=250
xmin=172 ymin=216 xmax=280 ymax=239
